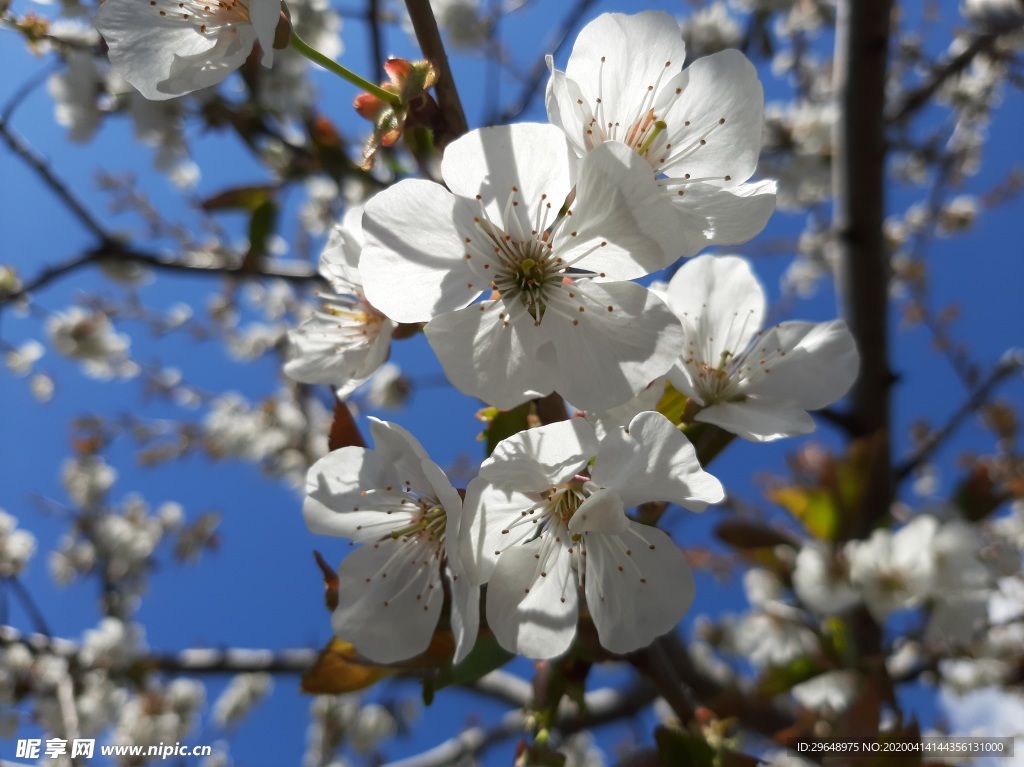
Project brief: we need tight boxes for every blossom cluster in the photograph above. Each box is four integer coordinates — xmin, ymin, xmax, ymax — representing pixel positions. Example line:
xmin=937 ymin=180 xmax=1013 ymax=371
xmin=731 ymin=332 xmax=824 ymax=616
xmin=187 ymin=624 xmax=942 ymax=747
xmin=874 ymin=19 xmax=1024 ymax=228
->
xmin=276 ymin=11 xmax=859 ymax=663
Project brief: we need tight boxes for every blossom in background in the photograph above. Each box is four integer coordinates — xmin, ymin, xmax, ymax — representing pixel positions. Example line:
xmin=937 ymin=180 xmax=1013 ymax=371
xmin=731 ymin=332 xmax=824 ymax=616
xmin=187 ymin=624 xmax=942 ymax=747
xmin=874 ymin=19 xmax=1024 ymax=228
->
xmin=284 ymin=207 xmax=395 ymax=398
xmin=546 ymin=11 xmax=776 ymax=255
xmin=304 ymin=419 xmax=478 ymax=663
xmin=94 ymin=0 xmax=279 ymax=100
xmin=0 ymin=510 xmax=37 ymax=577
xmin=661 ymin=255 xmax=859 ymax=441
xmin=360 ymin=122 xmax=685 ymax=411
xmin=46 ymin=307 xmax=138 ymax=380
xmin=462 ymin=413 xmax=723 ymax=659
xmin=847 ymin=515 xmax=938 ymax=621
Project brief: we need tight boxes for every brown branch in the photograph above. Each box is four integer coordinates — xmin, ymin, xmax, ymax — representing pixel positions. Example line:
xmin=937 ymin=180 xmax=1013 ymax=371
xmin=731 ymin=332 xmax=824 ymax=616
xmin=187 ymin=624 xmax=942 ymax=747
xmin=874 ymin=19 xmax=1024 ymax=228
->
xmin=0 ymin=121 xmax=111 ymax=244
xmin=368 ymin=0 xmax=385 ymax=81
xmin=0 ymin=624 xmax=317 ymax=673
xmin=404 ymin=0 xmax=468 ymax=144
xmin=0 ymin=244 xmax=322 ymax=309
xmin=887 ymin=32 xmax=1000 ymax=124
xmin=634 ymin=633 xmax=797 ymax=739
xmin=896 ymin=354 xmax=1023 ymax=482
xmin=379 ymin=681 xmax=657 ymax=767
xmin=832 ymin=0 xmax=894 ymax=539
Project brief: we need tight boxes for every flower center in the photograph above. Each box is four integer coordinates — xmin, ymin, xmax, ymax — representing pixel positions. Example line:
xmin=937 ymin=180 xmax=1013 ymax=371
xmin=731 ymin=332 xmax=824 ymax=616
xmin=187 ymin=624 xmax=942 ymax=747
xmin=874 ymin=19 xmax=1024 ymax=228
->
xmin=147 ymin=0 xmax=250 ymax=34
xmin=462 ymin=188 xmax=574 ymax=326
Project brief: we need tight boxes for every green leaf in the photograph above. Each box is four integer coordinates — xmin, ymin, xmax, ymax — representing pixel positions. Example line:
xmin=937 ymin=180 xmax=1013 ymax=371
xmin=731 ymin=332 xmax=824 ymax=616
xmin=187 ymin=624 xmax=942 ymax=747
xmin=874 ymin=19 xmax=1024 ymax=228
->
xmin=756 ymin=656 xmax=826 ymax=696
xmin=769 ymin=485 xmax=839 ymax=541
xmin=480 ymin=401 xmax=533 ymax=456
xmin=429 ymin=630 xmax=513 ymax=692
xmin=654 ymin=727 xmax=716 ymax=767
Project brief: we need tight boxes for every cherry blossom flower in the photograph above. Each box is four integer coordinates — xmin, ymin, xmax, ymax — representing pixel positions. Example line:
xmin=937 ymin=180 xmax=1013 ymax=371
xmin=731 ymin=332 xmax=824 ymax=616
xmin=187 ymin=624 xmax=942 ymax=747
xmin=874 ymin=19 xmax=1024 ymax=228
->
xmin=847 ymin=515 xmax=938 ymax=621
xmin=662 ymin=255 xmax=859 ymax=441
xmin=284 ymin=207 xmax=395 ymax=397
xmin=546 ymin=11 xmax=777 ymax=255
xmin=462 ymin=413 xmax=723 ymax=659
xmin=304 ymin=419 xmax=478 ymax=664
xmin=360 ymin=122 xmax=685 ymax=411
xmin=94 ymin=0 xmax=279 ymax=100
xmin=791 ymin=542 xmax=860 ymax=616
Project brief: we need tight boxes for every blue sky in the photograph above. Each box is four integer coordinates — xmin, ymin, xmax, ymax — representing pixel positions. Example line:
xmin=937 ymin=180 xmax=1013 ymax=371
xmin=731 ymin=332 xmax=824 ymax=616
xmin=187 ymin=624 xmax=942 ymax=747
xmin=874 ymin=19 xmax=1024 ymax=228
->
xmin=2 ymin=0 xmax=1023 ymax=764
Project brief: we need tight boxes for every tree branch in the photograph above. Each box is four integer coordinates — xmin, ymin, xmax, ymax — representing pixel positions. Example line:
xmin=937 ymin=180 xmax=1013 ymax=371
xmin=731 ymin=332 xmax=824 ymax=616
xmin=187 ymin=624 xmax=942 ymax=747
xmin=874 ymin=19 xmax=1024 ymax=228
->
xmin=887 ymin=32 xmax=999 ymax=124
xmin=0 ymin=122 xmax=111 ymax=245
xmin=0 ymin=624 xmax=318 ymax=673
xmin=494 ymin=0 xmax=599 ymax=124
xmin=404 ymin=0 xmax=468 ymax=144
xmin=896 ymin=353 xmax=1023 ymax=481
xmin=832 ymin=0 xmax=894 ymax=538
xmin=379 ymin=681 xmax=656 ymax=767
xmin=0 ymin=244 xmax=322 ymax=309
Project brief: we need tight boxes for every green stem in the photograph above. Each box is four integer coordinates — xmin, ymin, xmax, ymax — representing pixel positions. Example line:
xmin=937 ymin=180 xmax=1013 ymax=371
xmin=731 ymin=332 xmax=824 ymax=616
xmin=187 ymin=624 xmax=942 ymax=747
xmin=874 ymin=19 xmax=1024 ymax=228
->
xmin=289 ymin=33 xmax=401 ymax=107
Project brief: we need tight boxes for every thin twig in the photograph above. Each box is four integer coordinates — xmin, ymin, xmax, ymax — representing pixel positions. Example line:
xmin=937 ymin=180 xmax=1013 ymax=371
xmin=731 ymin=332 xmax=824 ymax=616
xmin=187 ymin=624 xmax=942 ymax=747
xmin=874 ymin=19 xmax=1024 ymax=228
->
xmin=0 ymin=244 xmax=321 ymax=309
xmin=379 ymin=682 xmax=656 ymax=767
xmin=896 ymin=355 xmax=1023 ymax=481
xmin=0 ymin=122 xmax=111 ymax=244
xmin=404 ymin=0 xmax=468 ymax=143
xmin=494 ymin=0 xmax=598 ymax=124
xmin=368 ymin=0 xmax=385 ymax=81
xmin=887 ymin=32 xmax=999 ymax=124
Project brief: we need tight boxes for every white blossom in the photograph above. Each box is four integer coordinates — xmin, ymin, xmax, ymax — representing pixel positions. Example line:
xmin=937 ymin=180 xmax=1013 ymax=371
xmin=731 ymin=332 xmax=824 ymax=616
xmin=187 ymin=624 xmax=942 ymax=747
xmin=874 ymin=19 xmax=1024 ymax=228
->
xmin=304 ymin=419 xmax=478 ymax=663
xmin=285 ymin=207 xmax=395 ymax=397
xmin=546 ymin=11 xmax=776 ymax=254
xmin=0 ymin=510 xmax=37 ymax=577
xmin=213 ymin=673 xmax=274 ymax=728
xmin=463 ymin=413 xmax=723 ymax=658
xmin=94 ymin=0 xmax=279 ymax=100
xmin=792 ymin=542 xmax=860 ymax=616
xmin=733 ymin=603 xmax=819 ymax=667
xmin=847 ymin=515 xmax=938 ymax=621
xmin=62 ymin=454 xmax=118 ymax=508
xmin=663 ymin=255 xmax=859 ymax=441
xmin=360 ymin=123 xmax=687 ymax=411
xmin=46 ymin=307 xmax=137 ymax=379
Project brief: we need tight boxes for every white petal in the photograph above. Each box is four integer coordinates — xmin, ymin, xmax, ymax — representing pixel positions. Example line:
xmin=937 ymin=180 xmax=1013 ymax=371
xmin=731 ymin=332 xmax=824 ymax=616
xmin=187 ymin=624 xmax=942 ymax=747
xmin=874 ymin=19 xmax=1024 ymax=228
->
xmin=544 ymin=59 xmax=591 ymax=159
xmin=567 ymin=487 xmax=629 ymax=535
xmin=665 ymin=255 xmax=765 ymax=363
xmin=563 ymin=12 xmax=687 ymax=134
xmin=743 ymin=320 xmax=859 ymax=410
xmin=486 ymin=537 xmax=578 ymax=659
xmin=319 ymin=208 xmax=364 ymax=288
xmin=695 ymin=399 xmax=816 ymax=442
xmin=248 ymin=0 xmax=279 ymax=68
xmin=447 ymin=566 xmax=480 ymax=664
xmin=361 ymin=179 xmax=478 ymax=323
xmin=482 ymin=418 xmax=597 ymax=490
xmin=556 ymin=141 xmax=682 ymax=279
xmin=333 ymin=538 xmax=443 ymax=663
xmin=657 ymin=49 xmax=764 ymax=185
xmin=303 ymin=446 xmax=418 ymax=539
xmin=159 ymin=26 xmax=260 ymax=97
xmin=461 ymin=479 xmax=542 ymax=584
xmin=283 ymin=312 xmax=393 ymax=387
xmin=440 ymin=123 xmax=575 ymax=232
xmin=304 ymin=419 xmax=436 ymax=538
xmin=666 ymin=180 xmax=777 ymax=250
xmin=424 ymin=300 xmax=557 ymax=410
xmin=585 ymin=522 xmax=694 ymax=654
xmin=95 ymin=0 xmax=218 ymax=100
xmin=591 ymin=411 xmax=724 ymax=511
xmin=541 ymin=281 xmax=684 ymax=412
xmin=584 ymin=377 xmax=665 ymax=443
